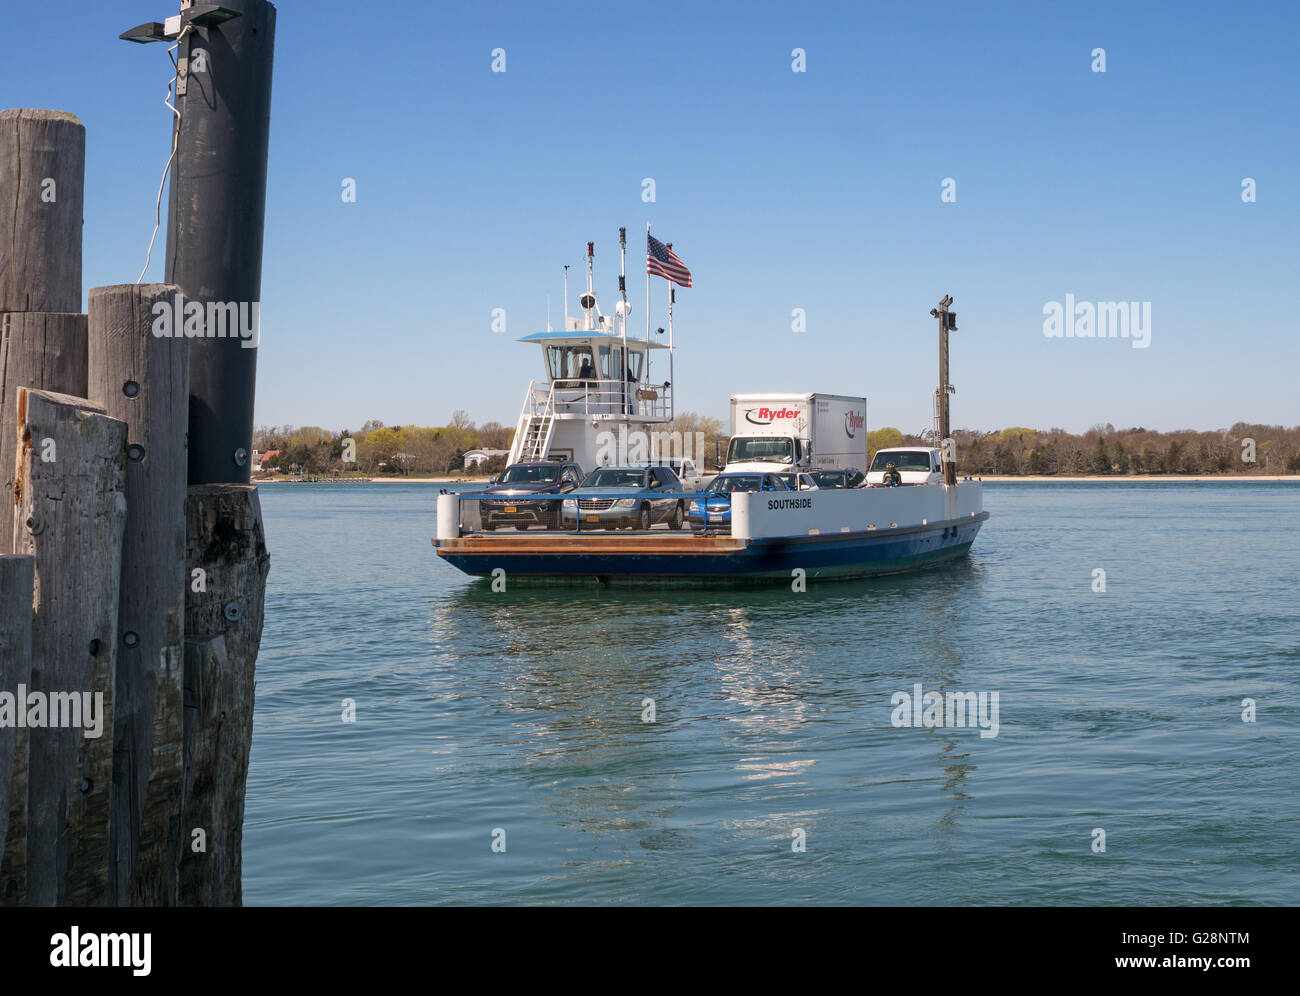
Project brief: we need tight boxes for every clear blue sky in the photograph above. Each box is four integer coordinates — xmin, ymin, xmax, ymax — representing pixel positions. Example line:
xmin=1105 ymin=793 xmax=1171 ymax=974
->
xmin=4 ymin=1 xmax=1296 ymax=435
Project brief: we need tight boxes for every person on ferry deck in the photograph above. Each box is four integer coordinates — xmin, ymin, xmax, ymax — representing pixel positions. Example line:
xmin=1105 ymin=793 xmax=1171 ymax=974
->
xmin=577 ymin=358 xmax=594 ymax=385
xmin=883 ymin=462 xmax=902 ymax=487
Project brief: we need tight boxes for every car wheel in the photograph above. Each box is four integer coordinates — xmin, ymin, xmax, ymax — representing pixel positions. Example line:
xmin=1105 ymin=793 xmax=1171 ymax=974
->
xmin=517 ymin=522 xmax=529 ymax=531
xmin=669 ymin=502 xmax=684 ymax=530
xmin=482 ymin=521 xmax=495 ymax=532
xmin=638 ymin=505 xmax=651 ymax=530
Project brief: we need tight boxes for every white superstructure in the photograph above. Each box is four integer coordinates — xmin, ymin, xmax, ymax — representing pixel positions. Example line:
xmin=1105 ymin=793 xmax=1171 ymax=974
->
xmin=506 ymin=236 xmax=677 ymax=472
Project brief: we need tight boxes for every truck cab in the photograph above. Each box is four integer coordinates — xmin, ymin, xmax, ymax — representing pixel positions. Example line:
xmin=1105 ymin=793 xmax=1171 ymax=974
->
xmin=865 ymin=447 xmax=944 ymax=486
xmin=722 ymin=434 xmax=811 ymax=474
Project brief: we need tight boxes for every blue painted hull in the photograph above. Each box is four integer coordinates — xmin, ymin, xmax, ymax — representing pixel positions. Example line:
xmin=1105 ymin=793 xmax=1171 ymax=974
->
xmin=436 ymin=513 xmax=988 ymax=584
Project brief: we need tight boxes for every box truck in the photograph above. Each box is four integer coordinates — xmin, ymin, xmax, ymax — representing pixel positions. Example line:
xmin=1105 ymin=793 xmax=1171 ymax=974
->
xmin=723 ymin=393 xmax=867 ymax=474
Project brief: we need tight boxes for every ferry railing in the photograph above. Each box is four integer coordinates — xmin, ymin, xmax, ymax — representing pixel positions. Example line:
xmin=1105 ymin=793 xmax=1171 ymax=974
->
xmin=452 ymin=487 xmax=704 ymax=535
xmin=541 ymin=379 xmax=675 ymax=421
xmin=508 ymin=376 xmax=677 ymax=464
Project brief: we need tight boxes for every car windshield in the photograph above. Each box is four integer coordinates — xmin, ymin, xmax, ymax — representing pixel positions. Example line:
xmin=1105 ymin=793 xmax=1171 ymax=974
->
xmin=810 ymin=471 xmax=845 ymax=487
xmin=498 ymin=465 xmax=560 ymax=484
xmin=726 ymin=437 xmax=794 ymax=465
xmin=581 ymin=469 xmax=645 ymax=488
xmin=707 ymin=475 xmax=762 ymax=494
xmin=870 ymin=451 xmax=933 ymax=472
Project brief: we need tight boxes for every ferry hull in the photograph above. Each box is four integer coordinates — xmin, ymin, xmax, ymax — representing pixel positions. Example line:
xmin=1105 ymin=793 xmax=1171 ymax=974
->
xmin=435 ymin=512 xmax=988 ymax=583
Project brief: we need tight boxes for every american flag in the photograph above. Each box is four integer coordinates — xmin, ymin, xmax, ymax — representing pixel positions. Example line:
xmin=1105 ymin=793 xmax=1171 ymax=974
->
xmin=646 ymin=234 xmax=692 ymax=287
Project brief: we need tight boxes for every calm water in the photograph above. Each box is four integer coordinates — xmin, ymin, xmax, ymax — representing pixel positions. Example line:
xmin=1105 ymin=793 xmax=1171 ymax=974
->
xmin=242 ymin=482 xmax=1300 ymax=905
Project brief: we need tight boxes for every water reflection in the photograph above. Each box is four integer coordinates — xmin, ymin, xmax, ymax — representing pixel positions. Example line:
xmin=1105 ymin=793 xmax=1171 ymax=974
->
xmin=427 ymin=556 xmax=988 ymax=856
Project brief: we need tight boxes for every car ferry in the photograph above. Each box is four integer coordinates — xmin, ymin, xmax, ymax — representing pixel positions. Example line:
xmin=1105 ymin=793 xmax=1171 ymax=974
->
xmin=433 ymin=237 xmax=987 ymax=583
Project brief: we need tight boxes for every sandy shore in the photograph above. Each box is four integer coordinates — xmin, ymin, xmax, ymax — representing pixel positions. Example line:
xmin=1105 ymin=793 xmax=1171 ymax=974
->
xmin=365 ymin=476 xmax=482 ymax=483
xmin=257 ymin=475 xmax=485 ymax=484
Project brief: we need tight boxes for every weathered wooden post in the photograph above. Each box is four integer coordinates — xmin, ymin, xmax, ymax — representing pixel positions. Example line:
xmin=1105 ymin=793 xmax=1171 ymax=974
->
xmin=0 ymin=314 xmax=89 ymax=551
xmin=0 ymin=555 xmax=35 ymax=895
xmin=10 ymin=389 xmax=127 ymax=906
xmin=88 ymin=284 xmax=188 ymax=906
xmin=0 ymin=110 xmax=84 ymax=314
xmin=179 ymin=486 xmax=268 ymax=906
xmin=0 ymin=109 xmax=87 ymax=554
xmin=0 ymin=107 xmax=94 ymax=906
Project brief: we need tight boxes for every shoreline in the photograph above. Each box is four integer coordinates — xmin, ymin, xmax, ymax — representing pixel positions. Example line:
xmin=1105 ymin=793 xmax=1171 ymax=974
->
xmin=256 ymin=473 xmax=1298 ymax=485
xmin=978 ymin=474 xmax=1297 ymax=483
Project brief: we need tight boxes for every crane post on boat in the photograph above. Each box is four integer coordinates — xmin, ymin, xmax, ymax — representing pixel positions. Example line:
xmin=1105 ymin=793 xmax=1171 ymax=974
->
xmin=930 ymin=294 xmax=957 ymax=486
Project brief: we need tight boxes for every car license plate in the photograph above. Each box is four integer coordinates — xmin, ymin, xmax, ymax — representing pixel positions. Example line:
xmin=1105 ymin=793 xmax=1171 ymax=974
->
xmin=504 ymin=505 xmax=517 ymax=513
xmin=709 ymin=512 xmax=724 ymax=521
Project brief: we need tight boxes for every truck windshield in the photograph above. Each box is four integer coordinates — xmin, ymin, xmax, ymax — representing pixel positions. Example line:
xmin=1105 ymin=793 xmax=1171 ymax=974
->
xmin=726 ymin=437 xmax=793 ymax=465
xmin=870 ymin=451 xmax=933 ymax=472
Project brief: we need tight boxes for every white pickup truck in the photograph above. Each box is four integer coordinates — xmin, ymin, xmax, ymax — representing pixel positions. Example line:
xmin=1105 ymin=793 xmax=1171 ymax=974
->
xmin=864 ymin=446 xmax=944 ymax=486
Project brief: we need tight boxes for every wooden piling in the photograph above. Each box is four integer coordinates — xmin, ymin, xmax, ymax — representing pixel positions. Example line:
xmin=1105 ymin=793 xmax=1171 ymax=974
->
xmin=0 ymin=312 xmax=89 ymax=553
xmin=166 ymin=1 xmax=276 ymax=485
xmin=0 ymin=109 xmax=85 ymax=314
xmin=11 ymin=388 xmax=126 ymax=905
xmin=88 ymin=285 xmax=189 ymax=907
xmin=179 ymin=485 xmax=269 ymax=906
xmin=0 ymin=554 xmax=35 ymax=903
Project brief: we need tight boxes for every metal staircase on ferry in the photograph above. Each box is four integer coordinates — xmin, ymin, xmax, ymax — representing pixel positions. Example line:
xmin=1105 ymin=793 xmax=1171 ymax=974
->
xmin=507 ymin=381 xmax=556 ymax=464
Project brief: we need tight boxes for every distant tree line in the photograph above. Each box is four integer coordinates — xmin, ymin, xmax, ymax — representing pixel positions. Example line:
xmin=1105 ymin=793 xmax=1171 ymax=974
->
xmin=253 ymin=410 xmax=514 ymax=476
xmin=253 ymin=411 xmax=733 ymax=477
xmin=255 ymin=415 xmax=1300 ymax=477
xmin=870 ymin=423 xmax=1300 ymax=476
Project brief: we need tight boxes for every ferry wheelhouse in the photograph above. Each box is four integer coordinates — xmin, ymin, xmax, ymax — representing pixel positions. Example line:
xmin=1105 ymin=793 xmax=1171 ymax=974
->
xmin=507 ymin=239 xmax=675 ymax=471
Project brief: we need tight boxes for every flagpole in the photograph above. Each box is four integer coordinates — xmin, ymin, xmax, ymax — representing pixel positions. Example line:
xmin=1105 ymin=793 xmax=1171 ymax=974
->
xmin=644 ymin=222 xmax=651 ymax=342
xmin=620 ymin=227 xmax=628 ymax=415
xmin=666 ymin=245 xmax=676 ymax=357
xmin=668 ymin=284 xmax=675 ymax=423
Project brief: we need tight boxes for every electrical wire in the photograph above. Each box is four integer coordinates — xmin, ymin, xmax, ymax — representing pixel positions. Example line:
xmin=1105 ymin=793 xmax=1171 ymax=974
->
xmin=137 ymin=26 xmax=191 ymax=284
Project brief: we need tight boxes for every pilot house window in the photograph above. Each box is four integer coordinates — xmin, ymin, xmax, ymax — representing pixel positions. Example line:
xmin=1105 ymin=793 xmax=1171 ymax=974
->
xmin=546 ymin=346 xmax=594 ymax=381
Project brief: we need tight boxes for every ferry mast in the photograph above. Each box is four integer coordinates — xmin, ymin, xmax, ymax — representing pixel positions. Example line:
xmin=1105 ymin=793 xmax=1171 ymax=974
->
xmin=930 ymin=295 xmax=957 ymax=486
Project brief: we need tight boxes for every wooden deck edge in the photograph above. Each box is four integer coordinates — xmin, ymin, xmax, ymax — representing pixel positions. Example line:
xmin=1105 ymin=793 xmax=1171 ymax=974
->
xmin=434 ymin=534 xmax=749 ymax=556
